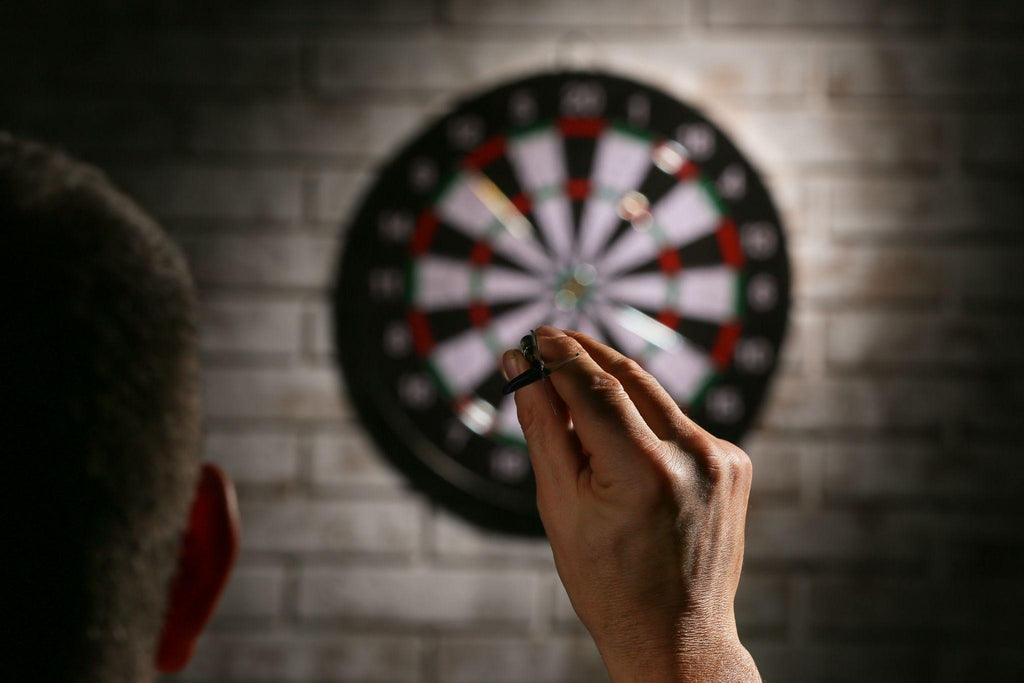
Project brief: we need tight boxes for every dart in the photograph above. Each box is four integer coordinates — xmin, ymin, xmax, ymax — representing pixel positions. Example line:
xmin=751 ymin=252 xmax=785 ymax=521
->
xmin=501 ymin=329 xmax=581 ymax=396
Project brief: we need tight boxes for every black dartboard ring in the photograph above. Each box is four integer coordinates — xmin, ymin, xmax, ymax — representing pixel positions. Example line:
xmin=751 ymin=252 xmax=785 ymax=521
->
xmin=334 ymin=71 xmax=790 ymax=536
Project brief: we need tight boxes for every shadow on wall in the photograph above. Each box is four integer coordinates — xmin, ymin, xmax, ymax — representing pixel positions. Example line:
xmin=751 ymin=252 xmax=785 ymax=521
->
xmin=0 ymin=1 xmax=1022 ymax=681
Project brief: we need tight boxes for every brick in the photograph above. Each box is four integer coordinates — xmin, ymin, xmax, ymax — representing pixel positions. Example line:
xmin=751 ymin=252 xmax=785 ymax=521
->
xmin=830 ymin=179 xmax=1024 ymax=239
xmin=735 ymin=575 xmax=791 ymax=634
xmin=828 ymin=45 xmax=1024 ymax=97
xmin=708 ymin=0 xmax=940 ymax=27
xmin=179 ymin=633 xmax=419 ymax=683
xmin=824 ymin=440 xmax=1022 ymax=502
xmin=955 ymin=246 xmax=1024 ymax=304
xmin=443 ymin=0 xmax=685 ymax=26
xmin=759 ymin=376 xmax=978 ymax=432
xmin=242 ymin=0 xmax=434 ymax=24
xmin=189 ymin=101 xmax=422 ymax=156
xmin=965 ymin=114 xmax=1024 ymax=170
xmin=203 ymin=429 xmax=300 ymax=485
xmin=824 ymin=441 xmax=973 ymax=500
xmin=298 ymin=566 xmax=538 ymax=624
xmin=748 ymin=642 xmax=932 ymax=683
xmin=54 ymin=33 xmax=301 ymax=89
xmin=199 ymin=297 xmax=304 ymax=355
xmin=807 ymin=577 xmax=1023 ymax=640
xmin=315 ymin=40 xmax=809 ymax=97
xmin=965 ymin=0 xmax=1024 ymax=28
xmin=305 ymin=301 xmax=334 ymax=357
xmin=432 ymin=511 xmax=554 ymax=563
xmin=777 ymin=309 xmax=826 ymax=376
xmin=214 ymin=564 xmax=285 ymax=618
xmin=310 ymin=429 xmax=405 ymax=488
xmin=792 ymin=244 xmax=949 ymax=303
xmin=723 ymin=112 xmax=942 ymax=169
xmin=314 ymin=41 xmax=544 ymax=93
xmin=763 ymin=175 xmax=816 ymax=242
xmin=938 ymin=647 xmax=1024 ymax=683
xmin=610 ymin=42 xmax=811 ymax=97
xmin=0 ymin=97 xmax=181 ymax=154
xmin=945 ymin=535 xmax=1024 ymax=581
xmin=828 ymin=311 xmax=1024 ymax=369
xmin=737 ymin=433 xmax=805 ymax=496
xmin=437 ymin=635 xmax=607 ymax=683
xmin=202 ymin=367 xmax=348 ymax=420
xmin=745 ymin=509 xmax=926 ymax=565
xmin=113 ymin=164 xmax=303 ymax=221
xmin=240 ymin=499 xmax=419 ymax=554
xmin=309 ymin=169 xmax=373 ymax=224
xmin=551 ymin=581 xmax=581 ymax=627
xmin=179 ymin=234 xmax=336 ymax=288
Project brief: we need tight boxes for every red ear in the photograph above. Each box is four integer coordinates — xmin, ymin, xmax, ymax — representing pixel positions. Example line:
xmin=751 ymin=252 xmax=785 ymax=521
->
xmin=156 ymin=463 xmax=240 ymax=673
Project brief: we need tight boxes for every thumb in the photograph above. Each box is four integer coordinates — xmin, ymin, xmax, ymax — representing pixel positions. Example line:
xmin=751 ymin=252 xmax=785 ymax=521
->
xmin=501 ymin=349 xmax=583 ymax=498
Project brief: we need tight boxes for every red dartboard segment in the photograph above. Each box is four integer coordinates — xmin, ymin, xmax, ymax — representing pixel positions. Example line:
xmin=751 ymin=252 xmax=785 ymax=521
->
xmin=405 ymin=308 xmax=435 ymax=357
xmin=711 ymin=322 xmax=743 ymax=368
xmin=511 ymin=192 xmax=531 ymax=215
xmin=409 ymin=209 xmax=438 ymax=255
xmin=566 ymin=178 xmax=591 ymax=201
xmin=463 ymin=135 xmax=507 ymax=170
xmin=470 ymin=241 xmax=493 ymax=266
xmin=716 ymin=219 xmax=744 ymax=268
xmin=657 ymin=309 xmax=681 ymax=330
xmin=675 ymin=160 xmax=699 ymax=181
xmin=468 ymin=301 xmax=492 ymax=328
xmin=658 ymin=248 xmax=682 ymax=274
xmin=557 ymin=116 xmax=606 ymax=138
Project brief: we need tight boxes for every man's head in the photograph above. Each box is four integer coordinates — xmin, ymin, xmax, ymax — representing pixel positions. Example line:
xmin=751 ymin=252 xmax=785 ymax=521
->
xmin=0 ymin=133 xmax=237 ymax=681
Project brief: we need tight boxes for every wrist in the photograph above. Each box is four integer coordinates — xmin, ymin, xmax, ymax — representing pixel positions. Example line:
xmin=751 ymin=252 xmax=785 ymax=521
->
xmin=594 ymin=615 xmax=759 ymax=682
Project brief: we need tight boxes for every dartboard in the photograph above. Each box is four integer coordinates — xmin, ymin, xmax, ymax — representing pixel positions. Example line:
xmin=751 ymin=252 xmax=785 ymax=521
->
xmin=334 ymin=71 xmax=789 ymax=535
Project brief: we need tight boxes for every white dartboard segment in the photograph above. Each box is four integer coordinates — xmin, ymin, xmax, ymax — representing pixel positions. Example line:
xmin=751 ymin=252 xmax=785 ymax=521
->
xmin=577 ymin=129 xmax=655 ymax=262
xmin=436 ymin=173 xmax=552 ymax=273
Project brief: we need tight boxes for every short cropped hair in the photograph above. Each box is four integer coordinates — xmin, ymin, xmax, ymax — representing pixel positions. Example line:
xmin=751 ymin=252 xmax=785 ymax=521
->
xmin=0 ymin=133 xmax=202 ymax=681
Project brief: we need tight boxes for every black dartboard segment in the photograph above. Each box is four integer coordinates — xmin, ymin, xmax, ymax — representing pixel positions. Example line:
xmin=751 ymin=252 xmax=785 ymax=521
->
xmin=334 ymin=71 xmax=790 ymax=535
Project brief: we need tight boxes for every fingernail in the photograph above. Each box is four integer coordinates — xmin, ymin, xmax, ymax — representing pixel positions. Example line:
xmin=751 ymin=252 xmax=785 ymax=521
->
xmin=502 ymin=349 xmax=528 ymax=381
xmin=534 ymin=325 xmax=565 ymax=338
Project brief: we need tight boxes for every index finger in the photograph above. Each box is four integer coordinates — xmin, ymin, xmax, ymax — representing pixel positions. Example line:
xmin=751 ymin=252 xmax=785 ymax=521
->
xmin=566 ymin=330 xmax=715 ymax=451
xmin=533 ymin=326 xmax=662 ymax=478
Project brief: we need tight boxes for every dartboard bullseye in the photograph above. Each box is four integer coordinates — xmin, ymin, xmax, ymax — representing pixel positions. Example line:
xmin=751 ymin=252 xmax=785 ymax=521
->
xmin=334 ymin=71 xmax=790 ymax=535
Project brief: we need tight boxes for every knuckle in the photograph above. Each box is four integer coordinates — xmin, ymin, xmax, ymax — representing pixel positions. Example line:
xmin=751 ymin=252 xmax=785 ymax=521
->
xmin=540 ymin=335 xmax=584 ymax=362
xmin=587 ymin=371 xmax=628 ymax=400
xmin=610 ymin=355 xmax=647 ymax=382
xmin=703 ymin=439 xmax=752 ymax=487
xmin=738 ymin=448 xmax=753 ymax=475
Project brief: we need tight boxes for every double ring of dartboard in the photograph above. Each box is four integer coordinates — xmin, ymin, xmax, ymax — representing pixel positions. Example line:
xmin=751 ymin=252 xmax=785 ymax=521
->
xmin=335 ymin=71 xmax=790 ymax=535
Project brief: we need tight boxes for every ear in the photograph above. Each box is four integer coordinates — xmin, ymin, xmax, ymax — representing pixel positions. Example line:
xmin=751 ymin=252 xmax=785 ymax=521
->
xmin=155 ymin=463 xmax=240 ymax=673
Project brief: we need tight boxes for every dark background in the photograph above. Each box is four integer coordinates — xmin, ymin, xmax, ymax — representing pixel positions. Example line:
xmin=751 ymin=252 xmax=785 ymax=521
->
xmin=2 ymin=1 xmax=1022 ymax=681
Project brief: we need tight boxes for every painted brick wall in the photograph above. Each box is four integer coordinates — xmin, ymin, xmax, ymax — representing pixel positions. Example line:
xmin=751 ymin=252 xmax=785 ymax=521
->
xmin=2 ymin=1 xmax=1022 ymax=681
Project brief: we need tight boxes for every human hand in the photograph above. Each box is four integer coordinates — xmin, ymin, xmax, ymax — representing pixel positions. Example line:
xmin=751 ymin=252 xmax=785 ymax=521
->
xmin=502 ymin=326 xmax=760 ymax=682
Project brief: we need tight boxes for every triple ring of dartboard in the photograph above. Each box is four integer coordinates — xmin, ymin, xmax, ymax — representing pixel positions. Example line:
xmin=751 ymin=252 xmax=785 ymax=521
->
xmin=335 ymin=71 xmax=790 ymax=535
